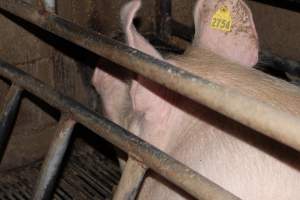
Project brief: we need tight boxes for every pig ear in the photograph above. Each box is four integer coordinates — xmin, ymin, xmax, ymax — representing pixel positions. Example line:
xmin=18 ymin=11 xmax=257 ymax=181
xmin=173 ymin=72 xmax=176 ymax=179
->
xmin=193 ymin=0 xmax=259 ymax=67
xmin=121 ymin=0 xmax=163 ymax=59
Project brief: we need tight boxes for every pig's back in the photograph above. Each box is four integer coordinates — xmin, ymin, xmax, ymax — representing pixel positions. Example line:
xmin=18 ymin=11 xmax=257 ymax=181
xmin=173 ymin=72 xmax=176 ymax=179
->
xmin=137 ymin=99 xmax=300 ymax=200
xmin=169 ymin=47 xmax=300 ymax=116
xmin=173 ymin=106 xmax=300 ymax=200
xmin=135 ymin=53 xmax=300 ymax=199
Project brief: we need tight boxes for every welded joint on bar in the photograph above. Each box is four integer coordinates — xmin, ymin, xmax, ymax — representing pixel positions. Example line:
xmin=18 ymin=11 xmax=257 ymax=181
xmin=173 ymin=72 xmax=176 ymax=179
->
xmin=0 ymin=58 xmax=240 ymax=200
xmin=0 ymin=84 xmax=22 ymax=112
xmin=0 ymin=2 xmax=297 ymax=197
xmin=56 ymin=114 xmax=76 ymax=138
xmin=127 ymin=153 xmax=149 ymax=169
xmin=113 ymin=157 xmax=148 ymax=200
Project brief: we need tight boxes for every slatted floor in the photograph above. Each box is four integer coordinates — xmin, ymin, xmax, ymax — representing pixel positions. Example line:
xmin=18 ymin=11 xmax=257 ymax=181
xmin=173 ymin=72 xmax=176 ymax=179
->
xmin=0 ymin=137 xmax=121 ymax=200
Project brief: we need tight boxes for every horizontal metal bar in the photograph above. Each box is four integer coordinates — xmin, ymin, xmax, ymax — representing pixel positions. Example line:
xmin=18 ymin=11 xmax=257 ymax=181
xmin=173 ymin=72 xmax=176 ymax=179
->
xmin=169 ymin=22 xmax=300 ymax=78
xmin=250 ymin=0 xmax=300 ymax=12
xmin=113 ymin=157 xmax=147 ymax=200
xmin=0 ymin=59 xmax=239 ymax=199
xmin=33 ymin=116 xmax=75 ymax=200
xmin=258 ymin=51 xmax=300 ymax=76
xmin=0 ymin=84 xmax=22 ymax=162
xmin=1 ymin=0 xmax=300 ymax=153
xmin=171 ymin=19 xmax=194 ymax=42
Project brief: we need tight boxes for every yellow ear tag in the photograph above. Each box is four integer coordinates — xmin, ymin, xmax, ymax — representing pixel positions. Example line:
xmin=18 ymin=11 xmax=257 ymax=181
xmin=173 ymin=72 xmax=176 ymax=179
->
xmin=210 ymin=6 xmax=232 ymax=32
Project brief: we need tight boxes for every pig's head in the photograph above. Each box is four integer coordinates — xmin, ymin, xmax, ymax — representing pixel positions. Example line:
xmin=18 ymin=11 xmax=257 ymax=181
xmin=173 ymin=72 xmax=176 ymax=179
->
xmin=121 ymin=0 xmax=259 ymax=67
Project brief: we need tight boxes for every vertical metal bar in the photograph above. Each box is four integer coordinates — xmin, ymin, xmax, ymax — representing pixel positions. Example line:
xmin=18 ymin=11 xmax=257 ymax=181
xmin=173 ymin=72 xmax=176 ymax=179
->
xmin=0 ymin=60 xmax=241 ymax=199
xmin=37 ymin=0 xmax=56 ymax=13
xmin=33 ymin=115 xmax=75 ymax=200
xmin=113 ymin=157 xmax=147 ymax=200
xmin=43 ymin=0 xmax=56 ymax=12
xmin=156 ymin=0 xmax=172 ymax=41
xmin=0 ymin=84 xmax=22 ymax=162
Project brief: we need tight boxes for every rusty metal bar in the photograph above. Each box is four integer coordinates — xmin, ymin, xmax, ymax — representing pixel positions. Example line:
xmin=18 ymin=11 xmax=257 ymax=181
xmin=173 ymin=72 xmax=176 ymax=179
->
xmin=33 ymin=116 xmax=75 ymax=200
xmin=0 ymin=84 xmax=22 ymax=162
xmin=113 ymin=157 xmax=147 ymax=200
xmin=1 ymin=0 xmax=300 ymax=153
xmin=156 ymin=0 xmax=172 ymax=41
xmin=0 ymin=59 xmax=239 ymax=199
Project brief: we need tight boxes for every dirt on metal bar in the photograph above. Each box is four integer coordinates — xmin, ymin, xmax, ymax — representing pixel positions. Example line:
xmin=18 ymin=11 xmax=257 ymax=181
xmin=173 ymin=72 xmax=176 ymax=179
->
xmin=0 ymin=0 xmax=300 ymax=153
xmin=0 ymin=58 xmax=240 ymax=200
xmin=113 ymin=157 xmax=147 ymax=200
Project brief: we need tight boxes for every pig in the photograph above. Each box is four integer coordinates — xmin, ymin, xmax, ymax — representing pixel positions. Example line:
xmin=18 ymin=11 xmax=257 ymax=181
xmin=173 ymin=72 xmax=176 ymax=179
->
xmin=92 ymin=0 xmax=300 ymax=199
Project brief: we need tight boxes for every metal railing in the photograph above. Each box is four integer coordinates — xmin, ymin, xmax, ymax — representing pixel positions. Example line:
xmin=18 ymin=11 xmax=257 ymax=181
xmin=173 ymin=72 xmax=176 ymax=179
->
xmin=0 ymin=0 xmax=299 ymax=200
xmin=1 ymin=0 xmax=300 ymax=152
xmin=0 ymin=56 xmax=239 ymax=200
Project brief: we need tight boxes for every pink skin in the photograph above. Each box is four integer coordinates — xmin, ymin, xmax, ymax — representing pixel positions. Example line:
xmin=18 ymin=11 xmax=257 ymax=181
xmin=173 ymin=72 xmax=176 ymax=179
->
xmin=194 ymin=0 xmax=259 ymax=67
xmin=93 ymin=0 xmax=300 ymax=199
xmin=92 ymin=67 xmax=131 ymax=126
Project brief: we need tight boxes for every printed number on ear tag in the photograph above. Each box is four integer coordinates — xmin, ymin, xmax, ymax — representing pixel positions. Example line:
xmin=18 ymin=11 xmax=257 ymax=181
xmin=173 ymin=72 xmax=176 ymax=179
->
xmin=210 ymin=6 xmax=232 ymax=32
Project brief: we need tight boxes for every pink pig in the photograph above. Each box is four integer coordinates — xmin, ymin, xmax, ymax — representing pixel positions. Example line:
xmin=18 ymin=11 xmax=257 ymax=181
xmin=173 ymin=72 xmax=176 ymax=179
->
xmin=93 ymin=0 xmax=300 ymax=199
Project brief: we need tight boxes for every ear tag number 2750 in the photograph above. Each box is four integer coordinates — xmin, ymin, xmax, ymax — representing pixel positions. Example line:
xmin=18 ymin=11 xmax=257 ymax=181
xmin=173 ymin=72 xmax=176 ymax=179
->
xmin=210 ymin=6 xmax=232 ymax=32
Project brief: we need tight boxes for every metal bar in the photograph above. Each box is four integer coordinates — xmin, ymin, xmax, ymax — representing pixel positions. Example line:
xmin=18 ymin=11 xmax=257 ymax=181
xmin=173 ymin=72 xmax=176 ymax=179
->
xmin=171 ymin=19 xmax=194 ymax=42
xmin=156 ymin=0 xmax=172 ymax=41
xmin=37 ymin=0 xmax=55 ymax=13
xmin=0 ymin=59 xmax=239 ymax=199
xmin=33 ymin=116 xmax=75 ymax=200
xmin=258 ymin=51 xmax=300 ymax=76
xmin=43 ymin=0 xmax=55 ymax=12
xmin=169 ymin=23 xmax=300 ymax=80
xmin=250 ymin=0 xmax=300 ymax=13
xmin=0 ymin=84 xmax=22 ymax=162
xmin=1 ymin=1 xmax=300 ymax=153
xmin=113 ymin=157 xmax=147 ymax=200
xmin=169 ymin=22 xmax=300 ymax=79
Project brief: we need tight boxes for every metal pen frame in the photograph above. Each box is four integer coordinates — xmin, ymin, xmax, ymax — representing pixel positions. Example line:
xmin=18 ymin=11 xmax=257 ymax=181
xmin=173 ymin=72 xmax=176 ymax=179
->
xmin=0 ymin=0 xmax=299 ymax=199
